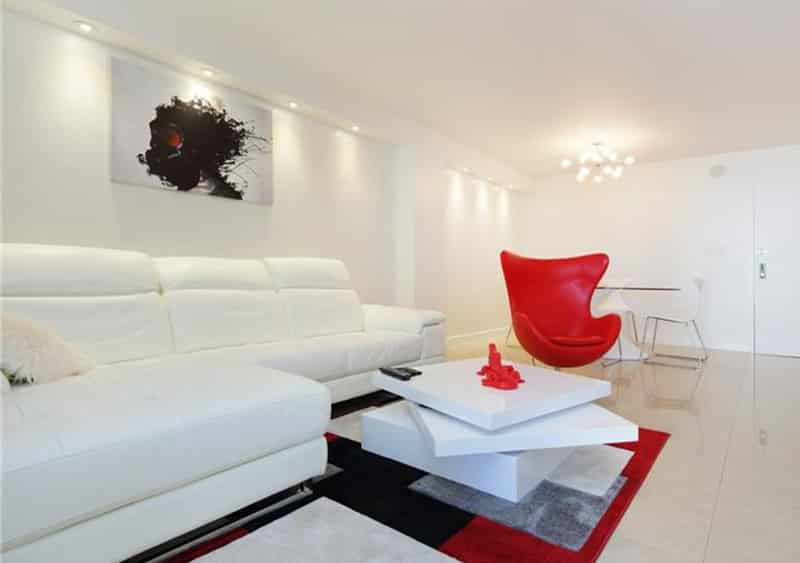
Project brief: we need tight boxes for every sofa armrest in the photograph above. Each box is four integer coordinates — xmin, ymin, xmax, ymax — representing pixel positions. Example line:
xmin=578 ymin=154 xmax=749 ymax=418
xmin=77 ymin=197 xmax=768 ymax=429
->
xmin=362 ymin=304 xmax=445 ymax=335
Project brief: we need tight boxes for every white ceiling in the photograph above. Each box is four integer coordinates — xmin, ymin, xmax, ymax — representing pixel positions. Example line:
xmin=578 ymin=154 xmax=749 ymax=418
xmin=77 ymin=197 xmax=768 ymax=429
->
xmin=18 ymin=0 xmax=800 ymax=177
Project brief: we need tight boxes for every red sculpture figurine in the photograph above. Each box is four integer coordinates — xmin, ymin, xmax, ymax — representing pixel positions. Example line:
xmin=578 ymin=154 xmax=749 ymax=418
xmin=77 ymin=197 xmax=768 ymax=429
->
xmin=477 ymin=343 xmax=525 ymax=390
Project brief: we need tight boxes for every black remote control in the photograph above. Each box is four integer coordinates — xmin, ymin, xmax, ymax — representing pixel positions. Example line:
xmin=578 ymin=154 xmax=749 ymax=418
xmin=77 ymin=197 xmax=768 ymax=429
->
xmin=397 ymin=367 xmax=422 ymax=377
xmin=379 ymin=367 xmax=413 ymax=380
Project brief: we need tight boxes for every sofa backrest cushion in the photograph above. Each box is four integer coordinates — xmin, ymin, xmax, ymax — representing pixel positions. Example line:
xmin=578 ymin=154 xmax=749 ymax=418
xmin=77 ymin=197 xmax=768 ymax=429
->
xmin=1 ymin=244 xmax=173 ymax=364
xmin=265 ymin=258 xmax=363 ymax=338
xmin=155 ymin=257 xmax=290 ymax=352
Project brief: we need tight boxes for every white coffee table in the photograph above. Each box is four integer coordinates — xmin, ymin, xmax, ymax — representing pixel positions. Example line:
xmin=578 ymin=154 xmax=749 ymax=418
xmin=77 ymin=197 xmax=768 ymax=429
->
xmin=362 ymin=359 xmax=638 ymax=502
xmin=373 ymin=359 xmax=612 ymax=431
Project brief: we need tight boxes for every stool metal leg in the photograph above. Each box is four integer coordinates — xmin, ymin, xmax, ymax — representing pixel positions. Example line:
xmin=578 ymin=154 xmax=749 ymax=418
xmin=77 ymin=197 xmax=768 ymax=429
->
xmin=644 ymin=317 xmax=709 ymax=369
xmin=505 ymin=326 xmax=519 ymax=348
xmin=639 ymin=317 xmax=650 ymax=360
xmin=629 ymin=311 xmax=639 ymax=346
xmin=602 ymin=337 xmax=623 ymax=368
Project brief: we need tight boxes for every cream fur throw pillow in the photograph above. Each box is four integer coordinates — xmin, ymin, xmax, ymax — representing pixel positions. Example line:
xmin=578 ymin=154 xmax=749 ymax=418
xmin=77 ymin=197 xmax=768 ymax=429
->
xmin=1 ymin=313 xmax=95 ymax=385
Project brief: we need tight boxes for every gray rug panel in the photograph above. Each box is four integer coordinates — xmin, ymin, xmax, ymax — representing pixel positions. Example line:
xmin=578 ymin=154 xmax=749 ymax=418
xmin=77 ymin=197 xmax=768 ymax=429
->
xmin=409 ymin=475 xmax=626 ymax=551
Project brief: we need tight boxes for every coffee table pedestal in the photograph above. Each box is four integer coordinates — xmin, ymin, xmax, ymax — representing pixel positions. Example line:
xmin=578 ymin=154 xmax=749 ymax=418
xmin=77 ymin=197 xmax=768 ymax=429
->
xmin=363 ymin=401 xmax=634 ymax=502
xmin=362 ymin=401 xmax=575 ymax=502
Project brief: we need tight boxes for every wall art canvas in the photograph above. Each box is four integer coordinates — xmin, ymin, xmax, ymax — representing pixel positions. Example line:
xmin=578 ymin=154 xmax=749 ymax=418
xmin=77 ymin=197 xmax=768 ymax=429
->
xmin=112 ymin=58 xmax=273 ymax=204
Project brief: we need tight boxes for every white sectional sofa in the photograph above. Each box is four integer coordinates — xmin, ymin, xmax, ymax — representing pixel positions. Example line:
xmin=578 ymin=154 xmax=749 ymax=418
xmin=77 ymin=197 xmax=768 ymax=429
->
xmin=0 ymin=244 xmax=445 ymax=563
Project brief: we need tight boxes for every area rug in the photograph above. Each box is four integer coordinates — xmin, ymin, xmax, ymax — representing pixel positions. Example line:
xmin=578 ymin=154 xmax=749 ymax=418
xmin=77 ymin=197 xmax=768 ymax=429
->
xmin=192 ymin=497 xmax=453 ymax=562
xmin=165 ymin=426 xmax=668 ymax=563
xmin=410 ymin=474 xmax=626 ymax=551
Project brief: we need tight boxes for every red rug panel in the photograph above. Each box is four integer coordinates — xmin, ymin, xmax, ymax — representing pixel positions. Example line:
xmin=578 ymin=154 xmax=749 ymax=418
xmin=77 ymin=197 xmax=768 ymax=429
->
xmin=439 ymin=427 xmax=669 ymax=563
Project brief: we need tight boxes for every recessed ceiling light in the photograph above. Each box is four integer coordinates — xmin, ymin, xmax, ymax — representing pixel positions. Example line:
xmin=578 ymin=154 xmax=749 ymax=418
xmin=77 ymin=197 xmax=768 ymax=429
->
xmin=351 ymin=125 xmax=360 ymax=132
xmin=74 ymin=21 xmax=94 ymax=33
xmin=560 ymin=159 xmax=572 ymax=168
xmin=201 ymin=68 xmax=215 ymax=78
xmin=288 ymin=101 xmax=298 ymax=109
xmin=624 ymin=155 xmax=636 ymax=165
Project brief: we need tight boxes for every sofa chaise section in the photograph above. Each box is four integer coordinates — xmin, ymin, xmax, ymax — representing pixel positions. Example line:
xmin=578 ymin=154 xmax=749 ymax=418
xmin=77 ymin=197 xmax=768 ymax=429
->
xmin=2 ymin=357 xmax=329 ymax=563
xmin=1 ymin=244 xmax=332 ymax=563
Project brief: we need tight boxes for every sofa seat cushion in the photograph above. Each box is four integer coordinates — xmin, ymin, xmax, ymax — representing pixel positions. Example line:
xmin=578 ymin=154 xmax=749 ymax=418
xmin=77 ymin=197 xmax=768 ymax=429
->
xmin=197 ymin=331 xmax=423 ymax=383
xmin=1 ymin=356 xmax=330 ymax=550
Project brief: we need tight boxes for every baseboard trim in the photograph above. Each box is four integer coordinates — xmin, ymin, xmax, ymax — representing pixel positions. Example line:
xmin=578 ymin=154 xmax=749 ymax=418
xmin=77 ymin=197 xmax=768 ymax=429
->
xmin=447 ymin=327 xmax=507 ymax=343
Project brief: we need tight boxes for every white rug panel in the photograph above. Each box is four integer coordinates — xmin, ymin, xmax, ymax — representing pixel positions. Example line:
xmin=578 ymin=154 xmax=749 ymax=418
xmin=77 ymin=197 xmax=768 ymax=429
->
xmin=196 ymin=497 xmax=454 ymax=562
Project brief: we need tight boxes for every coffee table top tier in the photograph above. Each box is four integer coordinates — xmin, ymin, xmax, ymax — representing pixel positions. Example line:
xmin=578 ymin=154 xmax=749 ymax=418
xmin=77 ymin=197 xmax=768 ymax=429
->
xmin=374 ymin=358 xmax=611 ymax=431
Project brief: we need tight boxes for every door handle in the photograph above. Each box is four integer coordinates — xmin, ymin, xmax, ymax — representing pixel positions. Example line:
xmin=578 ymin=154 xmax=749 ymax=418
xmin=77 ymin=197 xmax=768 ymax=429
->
xmin=759 ymin=262 xmax=767 ymax=279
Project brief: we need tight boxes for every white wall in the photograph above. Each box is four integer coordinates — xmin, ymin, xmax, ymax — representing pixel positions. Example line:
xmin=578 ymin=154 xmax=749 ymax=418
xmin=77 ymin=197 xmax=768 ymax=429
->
xmin=519 ymin=146 xmax=800 ymax=352
xmin=1 ymin=11 xmax=394 ymax=303
xmin=1 ymin=10 xmax=531 ymax=338
xmin=411 ymin=154 xmax=529 ymax=337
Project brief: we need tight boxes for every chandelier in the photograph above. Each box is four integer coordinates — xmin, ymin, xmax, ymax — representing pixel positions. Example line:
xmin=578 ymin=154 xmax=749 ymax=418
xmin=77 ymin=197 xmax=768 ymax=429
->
xmin=560 ymin=143 xmax=635 ymax=183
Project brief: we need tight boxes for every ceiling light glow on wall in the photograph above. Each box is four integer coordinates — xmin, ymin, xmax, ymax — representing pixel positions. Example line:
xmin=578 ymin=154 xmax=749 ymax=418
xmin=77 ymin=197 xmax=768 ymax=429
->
xmin=201 ymin=68 xmax=215 ymax=78
xmin=288 ymin=101 xmax=298 ymax=109
xmin=74 ymin=21 xmax=94 ymax=33
xmin=351 ymin=125 xmax=360 ymax=132
xmin=562 ymin=142 xmax=635 ymax=183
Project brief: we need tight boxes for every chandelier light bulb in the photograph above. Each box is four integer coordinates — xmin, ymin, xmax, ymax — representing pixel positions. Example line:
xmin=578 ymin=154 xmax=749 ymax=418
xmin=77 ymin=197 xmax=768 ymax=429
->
xmin=564 ymin=143 xmax=634 ymax=183
xmin=75 ymin=21 xmax=94 ymax=33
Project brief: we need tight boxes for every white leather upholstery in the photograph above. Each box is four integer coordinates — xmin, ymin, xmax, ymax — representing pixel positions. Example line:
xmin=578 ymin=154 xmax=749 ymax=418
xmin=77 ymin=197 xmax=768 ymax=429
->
xmin=1 ymin=295 xmax=172 ymax=365
xmin=1 ymin=245 xmax=172 ymax=363
xmin=2 ymin=356 xmax=330 ymax=550
xmin=266 ymin=258 xmax=352 ymax=290
xmin=155 ymin=257 xmax=290 ymax=352
xmin=157 ymin=256 xmax=275 ymax=291
xmin=266 ymin=256 xmax=364 ymax=337
xmin=1 ymin=244 xmax=159 ymax=297
xmin=2 ymin=439 xmax=327 ymax=563
xmin=195 ymin=339 xmax=349 ymax=383
xmin=323 ymin=331 xmax=423 ymax=375
xmin=196 ymin=331 xmax=422 ymax=383
xmin=421 ymin=323 xmax=447 ymax=359
xmin=363 ymin=304 xmax=446 ymax=335
xmin=280 ymin=289 xmax=364 ymax=338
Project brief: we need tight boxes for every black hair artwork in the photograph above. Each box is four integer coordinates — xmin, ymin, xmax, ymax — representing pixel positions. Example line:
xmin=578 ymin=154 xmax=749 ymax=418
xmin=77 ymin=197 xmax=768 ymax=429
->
xmin=137 ymin=96 xmax=268 ymax=200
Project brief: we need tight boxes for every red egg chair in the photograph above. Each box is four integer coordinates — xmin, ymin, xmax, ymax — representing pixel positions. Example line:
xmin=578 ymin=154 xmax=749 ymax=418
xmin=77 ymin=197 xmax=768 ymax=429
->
xmin=500 ymin=250 xmax=621 ymax=368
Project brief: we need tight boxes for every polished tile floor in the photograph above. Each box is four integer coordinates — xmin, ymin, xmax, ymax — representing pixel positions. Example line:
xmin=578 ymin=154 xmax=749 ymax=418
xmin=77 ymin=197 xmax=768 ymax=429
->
xmin=446 ymin=336 xmax=800 ymax=563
